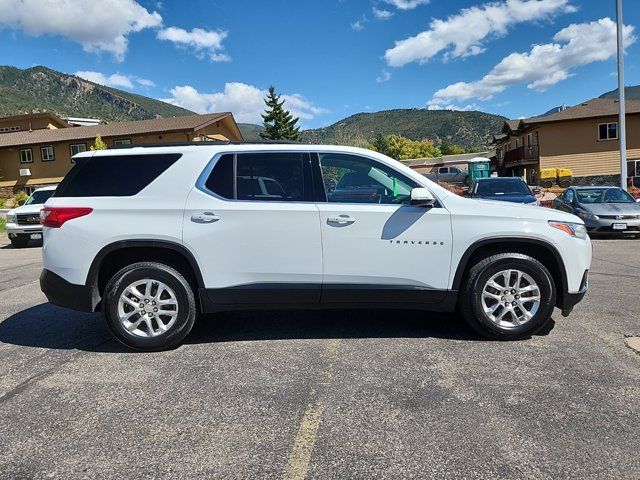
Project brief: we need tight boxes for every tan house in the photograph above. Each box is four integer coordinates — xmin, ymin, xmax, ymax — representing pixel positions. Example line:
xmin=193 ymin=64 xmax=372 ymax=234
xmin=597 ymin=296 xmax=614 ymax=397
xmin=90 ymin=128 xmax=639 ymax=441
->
xmin=0 ymin=112 xmax=243 ymax=196
xmin=493 ymin=98 xmax=640 ymax=186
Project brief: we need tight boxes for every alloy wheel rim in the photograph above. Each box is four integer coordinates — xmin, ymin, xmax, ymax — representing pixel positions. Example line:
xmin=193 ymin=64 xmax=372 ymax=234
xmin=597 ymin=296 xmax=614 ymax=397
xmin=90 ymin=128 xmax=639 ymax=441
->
xmin=117 ymin=279 xmax=179 ymax=338
xmin=481 ymin=269 xmax=541 ymax=329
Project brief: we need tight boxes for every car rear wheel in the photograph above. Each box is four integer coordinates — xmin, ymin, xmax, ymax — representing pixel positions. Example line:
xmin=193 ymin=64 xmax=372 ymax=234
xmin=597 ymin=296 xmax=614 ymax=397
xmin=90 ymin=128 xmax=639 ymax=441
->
xmin=103 ymin=262 xmax=197 ymax=351
xmin=459 ymin=253 xmax=556 ymax=340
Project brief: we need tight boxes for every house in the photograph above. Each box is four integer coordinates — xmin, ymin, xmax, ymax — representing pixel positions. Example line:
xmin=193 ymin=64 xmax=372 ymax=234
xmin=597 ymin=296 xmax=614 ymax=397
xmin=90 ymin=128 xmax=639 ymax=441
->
xmin=0 ymin=112 xmax=243 ymax=196
xmin=493 ymin=98 xmax=640 ymax=187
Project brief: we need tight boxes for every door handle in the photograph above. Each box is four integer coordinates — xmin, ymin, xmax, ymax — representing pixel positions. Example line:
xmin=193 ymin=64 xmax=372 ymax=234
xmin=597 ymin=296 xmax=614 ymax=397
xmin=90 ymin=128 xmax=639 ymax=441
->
xmin=327 ymin=215 xmax=356 ymax=225
xmin=191 ymin=212 xmax=220 ymax=223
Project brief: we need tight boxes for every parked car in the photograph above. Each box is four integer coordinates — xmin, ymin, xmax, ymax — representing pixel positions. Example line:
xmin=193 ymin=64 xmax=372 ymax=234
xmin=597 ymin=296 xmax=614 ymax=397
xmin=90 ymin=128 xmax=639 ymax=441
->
xmin=469 ymin=177 xmax=540 ymax=205
xmin=5 ymin=185 xmax=57 ymax=248
xmin=40 ymin=144 xmax=591 ymax=351
xmin=552 ymin=186 xmax=640 ymax=235
xmin=425 ymin=166 xmax=468 ymax=185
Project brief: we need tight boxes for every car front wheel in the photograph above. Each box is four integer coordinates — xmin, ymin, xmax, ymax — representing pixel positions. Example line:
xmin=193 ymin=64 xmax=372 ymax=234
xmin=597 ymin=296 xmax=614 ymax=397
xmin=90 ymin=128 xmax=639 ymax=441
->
xmin=103 ymin=262 xmax=197 ymax=351
xmin=459 ymin=253 xmax=556 ymax=340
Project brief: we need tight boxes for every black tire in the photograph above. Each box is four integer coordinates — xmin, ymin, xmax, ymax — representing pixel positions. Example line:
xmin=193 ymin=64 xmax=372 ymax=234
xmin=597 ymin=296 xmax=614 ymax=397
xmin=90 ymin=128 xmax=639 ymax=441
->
xmin=459 ymin=253 xmax=556 ymax=340
xmin=103 ymin=262 xmax=197 ymax=351
xmin=540 ymin=180 xmax=553 ymax=189
xmin=10 ymin=236 xmax=29 ymax=248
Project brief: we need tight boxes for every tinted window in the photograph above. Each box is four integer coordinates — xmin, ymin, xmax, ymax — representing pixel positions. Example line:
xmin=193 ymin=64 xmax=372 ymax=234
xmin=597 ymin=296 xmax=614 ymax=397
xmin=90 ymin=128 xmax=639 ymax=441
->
xmin=25 ymin=189 xmax=54 ymax=205
xmin=54 ymin=154 xmax=181 ymax=197
xmin=236 ymin=153 xmax=305 ymax=201
xmin=205 ymin=154 xmax=234 ymax=199
xmin=319 ymin=153 xmax=418 ymax=204
xmin=476 ymin=179 xmax=531 ymax=196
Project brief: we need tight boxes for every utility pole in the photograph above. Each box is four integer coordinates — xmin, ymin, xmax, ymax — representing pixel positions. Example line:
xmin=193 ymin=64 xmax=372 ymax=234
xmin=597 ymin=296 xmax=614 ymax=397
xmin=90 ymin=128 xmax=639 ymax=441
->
xmin=616 ymin=0 xmax=627 ymax=190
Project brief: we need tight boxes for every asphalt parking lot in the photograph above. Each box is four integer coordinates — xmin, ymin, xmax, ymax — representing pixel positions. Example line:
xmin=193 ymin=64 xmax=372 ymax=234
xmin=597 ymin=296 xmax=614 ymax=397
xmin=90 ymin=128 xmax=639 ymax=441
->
xmin=1 ymin=237 xmax=639 ymax=479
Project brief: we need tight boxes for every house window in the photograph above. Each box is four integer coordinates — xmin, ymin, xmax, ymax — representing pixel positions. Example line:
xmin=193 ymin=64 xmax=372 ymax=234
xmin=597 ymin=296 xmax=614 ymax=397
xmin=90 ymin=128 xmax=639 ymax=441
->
xmin=113 ymin=139 xmax=132 ymax=146
xmin=70 ymin=143 xmax=87 ymax=157
xmin=598 ymin=122 xmax=618 ymax=141
xmin=19 ymin=148 xmax=33 ymax=163
xmin=40 ymin=145 xmax=55 ymax=161
xmin=628 ymin=159 xmax=640 ymax=188
xmin=0 ymin=126 xmax=20 ymax=133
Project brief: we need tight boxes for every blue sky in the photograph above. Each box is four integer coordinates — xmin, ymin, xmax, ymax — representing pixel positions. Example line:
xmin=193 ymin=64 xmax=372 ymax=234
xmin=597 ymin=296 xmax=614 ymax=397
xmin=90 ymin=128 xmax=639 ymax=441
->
xmin=0 ymin=0 xmax=638 ymax=128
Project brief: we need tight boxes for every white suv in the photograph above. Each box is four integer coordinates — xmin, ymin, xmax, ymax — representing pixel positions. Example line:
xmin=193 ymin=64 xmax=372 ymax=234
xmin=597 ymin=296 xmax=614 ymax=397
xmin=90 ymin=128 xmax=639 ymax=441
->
xmin=40 ymin=144 xmax=591 ymax=351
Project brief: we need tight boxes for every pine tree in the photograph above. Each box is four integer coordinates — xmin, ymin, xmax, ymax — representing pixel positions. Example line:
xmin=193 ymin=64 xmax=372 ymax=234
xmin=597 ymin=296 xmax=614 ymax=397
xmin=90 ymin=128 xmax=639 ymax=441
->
xmin=259 ymin=86 xmax=301 ymax=141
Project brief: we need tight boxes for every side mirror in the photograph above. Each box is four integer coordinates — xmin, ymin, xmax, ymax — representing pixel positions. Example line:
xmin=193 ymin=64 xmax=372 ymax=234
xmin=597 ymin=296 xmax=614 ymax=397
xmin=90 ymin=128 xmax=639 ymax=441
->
xmin=532 ymin=187 xmax=541 ymax=195
xmin=411 ymin=188 xmax=435 ymax=207
xmin=17 ymin=200 xmax=25 ymax=206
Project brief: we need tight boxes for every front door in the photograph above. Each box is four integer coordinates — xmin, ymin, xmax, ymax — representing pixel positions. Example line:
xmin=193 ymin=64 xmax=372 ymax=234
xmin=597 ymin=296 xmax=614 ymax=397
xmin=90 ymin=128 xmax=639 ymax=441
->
xmin=315 ymin=152 xmax=452 ymax=304
xmin=183 ymin=152 xmax=322 ymax=305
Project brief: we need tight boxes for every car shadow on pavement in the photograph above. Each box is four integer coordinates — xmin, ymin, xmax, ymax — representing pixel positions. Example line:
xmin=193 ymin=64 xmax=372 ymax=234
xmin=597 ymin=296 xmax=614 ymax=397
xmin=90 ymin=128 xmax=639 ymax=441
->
xmin=0 ymin=303 xmax=556 ymax=353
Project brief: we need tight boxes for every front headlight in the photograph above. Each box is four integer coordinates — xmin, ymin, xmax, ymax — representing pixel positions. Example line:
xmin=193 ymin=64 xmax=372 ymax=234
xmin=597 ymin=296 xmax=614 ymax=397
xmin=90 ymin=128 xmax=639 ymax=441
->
xmin=549 ymin=221 xmax=588 ymax=239
xmin=576 ymin=210 xmax=599 ymax=221
xmin=6 ymin=213 xmax=16 ymax=224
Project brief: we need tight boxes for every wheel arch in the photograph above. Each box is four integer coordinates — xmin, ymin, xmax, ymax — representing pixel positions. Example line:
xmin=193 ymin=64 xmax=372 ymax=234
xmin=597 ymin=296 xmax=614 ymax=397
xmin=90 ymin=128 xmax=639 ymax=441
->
xmin=87 ymin=240 xmax=205 ymax=298
xmin=452 ymin=237 xmax=568 ymax=306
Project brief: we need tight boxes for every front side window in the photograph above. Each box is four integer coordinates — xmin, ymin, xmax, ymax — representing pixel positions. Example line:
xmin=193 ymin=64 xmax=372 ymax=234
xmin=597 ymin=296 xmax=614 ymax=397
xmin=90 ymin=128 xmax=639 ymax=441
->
xmin=598 ymin=122 xmax=618 ymax=141
xmin=19 ymin=148 xmax=33 ymax=163
xmin=565 ymin=189 xmax=575 ymax=203
xmin=41 ymin=146 xmax=55 ymax=161
xmin=204 ymin=153 xmax=308 ymax=202
xmin=319 ymin=153 xmax=418 ymax=204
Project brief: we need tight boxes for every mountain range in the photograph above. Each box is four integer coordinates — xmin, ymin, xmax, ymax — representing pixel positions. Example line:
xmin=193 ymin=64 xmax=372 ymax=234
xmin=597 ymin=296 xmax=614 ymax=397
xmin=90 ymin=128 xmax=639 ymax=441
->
xmin=4 ymin=65 xmax=633 ymax=149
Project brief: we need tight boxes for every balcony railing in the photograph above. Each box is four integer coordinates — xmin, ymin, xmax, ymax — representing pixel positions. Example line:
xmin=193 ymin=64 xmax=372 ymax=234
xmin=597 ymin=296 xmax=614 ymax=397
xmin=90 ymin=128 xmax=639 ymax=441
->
xmin=504 ymin=145 xmax=539 ymax=167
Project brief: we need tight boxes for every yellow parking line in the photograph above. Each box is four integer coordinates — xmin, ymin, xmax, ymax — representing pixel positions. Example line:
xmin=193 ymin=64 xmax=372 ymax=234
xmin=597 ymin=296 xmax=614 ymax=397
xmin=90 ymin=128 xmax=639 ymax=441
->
xmin=282 ymin=339 xmax=340 ymax=480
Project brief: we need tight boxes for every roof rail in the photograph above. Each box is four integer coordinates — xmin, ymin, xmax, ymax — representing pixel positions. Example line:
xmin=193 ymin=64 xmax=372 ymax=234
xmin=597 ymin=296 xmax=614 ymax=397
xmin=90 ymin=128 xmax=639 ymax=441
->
xmin=107 ymin=140 xmax=306 ymax=150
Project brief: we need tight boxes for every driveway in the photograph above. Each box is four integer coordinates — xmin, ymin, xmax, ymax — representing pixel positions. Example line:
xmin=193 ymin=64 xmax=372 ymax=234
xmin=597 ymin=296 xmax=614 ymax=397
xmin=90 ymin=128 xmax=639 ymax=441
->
xmin=0 ymin=237 xmax=639 ymax=479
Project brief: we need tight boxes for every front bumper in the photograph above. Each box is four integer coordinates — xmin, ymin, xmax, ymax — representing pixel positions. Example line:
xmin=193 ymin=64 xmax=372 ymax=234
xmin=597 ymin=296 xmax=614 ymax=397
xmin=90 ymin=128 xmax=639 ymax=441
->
xmin=584 ymin=218 xmax=640 ymax=234
xmin=557 ymin=269 xmax=589 ymax=316
xmin=7 ymin=223 xmax=43 ymax=236
xmin=40 ymin=269 xmax=99 ymax=312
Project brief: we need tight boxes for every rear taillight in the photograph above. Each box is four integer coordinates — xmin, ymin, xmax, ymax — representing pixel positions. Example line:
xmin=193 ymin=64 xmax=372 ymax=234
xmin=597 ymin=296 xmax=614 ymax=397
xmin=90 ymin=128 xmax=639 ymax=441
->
xmin=40 ymin=207 xmax=93 ymax=228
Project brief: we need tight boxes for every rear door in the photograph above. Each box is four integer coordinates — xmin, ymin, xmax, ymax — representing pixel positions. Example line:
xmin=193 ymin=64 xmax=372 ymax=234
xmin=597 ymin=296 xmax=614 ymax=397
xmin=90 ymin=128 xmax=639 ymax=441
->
xmin=314 ymin=152 xmax=453 ymax=304
xmin=183 ymin=151 xmax=323 ymax=306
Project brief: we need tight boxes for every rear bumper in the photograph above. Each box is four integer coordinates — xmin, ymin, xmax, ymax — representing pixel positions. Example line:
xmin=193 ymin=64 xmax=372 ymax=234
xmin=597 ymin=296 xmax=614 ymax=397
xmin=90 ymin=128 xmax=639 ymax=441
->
xmin=40 ymin=269 xmax=99 ymax=313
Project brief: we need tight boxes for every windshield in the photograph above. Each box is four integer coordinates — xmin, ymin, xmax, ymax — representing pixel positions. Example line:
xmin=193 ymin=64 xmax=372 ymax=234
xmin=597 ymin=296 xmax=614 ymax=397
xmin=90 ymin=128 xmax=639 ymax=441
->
xmin=24 ymin=189 xmax=54 ymax=205
xmin=576 ymin=188 xmax=635 ymax=204
xmin=476 ymin=180 xmax=531 ymax=196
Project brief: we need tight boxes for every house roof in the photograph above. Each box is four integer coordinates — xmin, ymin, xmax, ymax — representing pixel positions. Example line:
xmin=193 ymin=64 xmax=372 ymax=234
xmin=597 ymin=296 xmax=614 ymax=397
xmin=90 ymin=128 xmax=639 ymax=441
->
xmin=0 ymin=112 xmax=71 ymax=128
xmin=0 ymin=112 xmax=238 ymax=148
xmin=525 ymin=98 xmax=640 ymax=124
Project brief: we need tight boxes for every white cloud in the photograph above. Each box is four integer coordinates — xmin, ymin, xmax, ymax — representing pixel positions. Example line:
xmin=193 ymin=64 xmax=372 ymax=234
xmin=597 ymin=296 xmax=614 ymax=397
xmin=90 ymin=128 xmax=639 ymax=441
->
xmin=429 ymin=18 xmax=636 ymax=106
xmin=376 ymin=70 xmax=392 ymax=83
xmin=161 ymin=83 xmax=326 ymax=124
xmin=351 ymin=17 xmax=367 ymax=31
xmin=75 ymin=70 xmax=155 ymax=89
xmin=0 ymin=0 xmax=161 ymax=61
xmin=373 ymin=8 xmax=394 ymax=20
xmin=427 ymin=103 xmax=480 ymax=111
xmin=157 ymin=26 xmax=230 ymax=62
xmin=385 ymin=0 xmax=575 ymax=67
xmin=383 ymin=0 xmax=430 ymax=10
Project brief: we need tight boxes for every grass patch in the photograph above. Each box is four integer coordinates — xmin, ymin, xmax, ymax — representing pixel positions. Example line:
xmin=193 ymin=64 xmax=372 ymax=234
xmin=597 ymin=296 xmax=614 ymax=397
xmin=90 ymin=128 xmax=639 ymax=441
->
xmin=0 ymin=217 xmax=6 ymax=233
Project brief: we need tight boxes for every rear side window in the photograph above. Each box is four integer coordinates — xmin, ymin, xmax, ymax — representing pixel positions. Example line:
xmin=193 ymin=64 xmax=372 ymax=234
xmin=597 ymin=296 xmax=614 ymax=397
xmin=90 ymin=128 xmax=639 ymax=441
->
xmin=54 ymin=154 xmax=181 ymax=197
xmin=204 ymin=152 xmax=311 ymax=202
